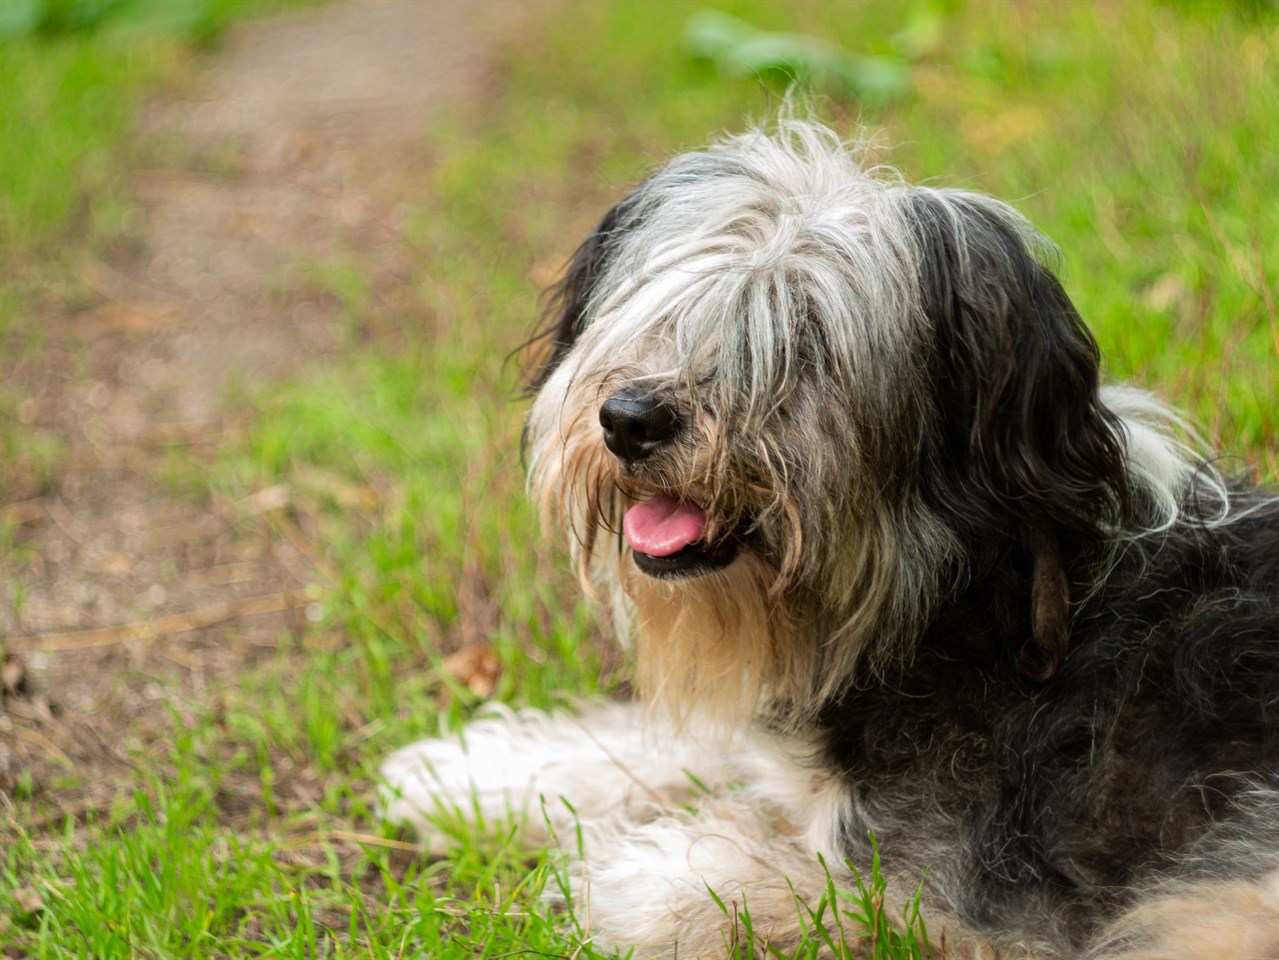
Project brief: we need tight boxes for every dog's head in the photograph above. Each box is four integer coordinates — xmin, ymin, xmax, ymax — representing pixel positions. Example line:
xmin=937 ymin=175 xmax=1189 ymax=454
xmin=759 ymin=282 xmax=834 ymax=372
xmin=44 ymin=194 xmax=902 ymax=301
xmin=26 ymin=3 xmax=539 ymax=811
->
xmin=525 ymin=119 xmax=1195 ymax=722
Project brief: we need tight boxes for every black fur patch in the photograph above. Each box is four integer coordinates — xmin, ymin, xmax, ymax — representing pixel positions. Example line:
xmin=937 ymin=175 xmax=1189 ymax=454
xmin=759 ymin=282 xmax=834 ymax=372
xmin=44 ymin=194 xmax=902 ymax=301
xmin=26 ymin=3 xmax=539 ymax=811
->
xmin=819 ymin=492 xmax=1279 ymax=947
xmin=907 ymin=191 xmax=1132 ymax=678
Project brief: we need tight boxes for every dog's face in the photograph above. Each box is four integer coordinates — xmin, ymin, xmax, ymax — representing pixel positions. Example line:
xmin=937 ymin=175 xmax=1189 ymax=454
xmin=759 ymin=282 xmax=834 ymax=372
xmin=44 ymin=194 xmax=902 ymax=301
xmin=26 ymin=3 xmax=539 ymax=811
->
xmin=526 ymin=120 xmax=1133 ymax=720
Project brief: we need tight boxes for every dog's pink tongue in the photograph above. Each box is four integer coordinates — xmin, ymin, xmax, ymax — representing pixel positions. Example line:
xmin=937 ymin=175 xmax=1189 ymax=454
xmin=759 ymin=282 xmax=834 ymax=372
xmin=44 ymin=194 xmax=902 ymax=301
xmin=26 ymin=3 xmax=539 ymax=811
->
xmin=623 ymin=495 xmax=708 ymax=557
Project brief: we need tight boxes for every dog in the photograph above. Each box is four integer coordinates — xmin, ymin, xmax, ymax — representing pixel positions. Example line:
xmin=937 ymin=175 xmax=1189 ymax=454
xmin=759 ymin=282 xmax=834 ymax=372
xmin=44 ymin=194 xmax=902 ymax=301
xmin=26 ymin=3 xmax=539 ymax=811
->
xmin=381 ymin=118 xmax=1279 ymax=959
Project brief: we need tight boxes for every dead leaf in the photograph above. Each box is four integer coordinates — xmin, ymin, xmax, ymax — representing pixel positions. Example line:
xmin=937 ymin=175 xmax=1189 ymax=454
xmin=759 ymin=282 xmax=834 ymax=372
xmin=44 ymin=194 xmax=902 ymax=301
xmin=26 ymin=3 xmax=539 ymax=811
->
xmin=441 ymin=643 xmax=500 ymax=698
xmin=1144 ymin=274 xmax=1189 ymax=313
xmin=297 ymin=468 xmax=380 ymax=509
xmin=0 ymin=498 xmax=46 ymax=526
xmin=285 ymin=130 xmax=328 ymax=165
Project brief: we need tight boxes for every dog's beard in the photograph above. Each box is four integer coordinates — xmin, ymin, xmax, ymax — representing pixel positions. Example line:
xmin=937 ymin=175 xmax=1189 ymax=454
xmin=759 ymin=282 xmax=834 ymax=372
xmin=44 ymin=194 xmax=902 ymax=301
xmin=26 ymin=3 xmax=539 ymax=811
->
xmin=611 ymin=512 xmax=918 ymax=729
xmin=620 ymin=549 xmax=787 ymax=727
xmin=529 ymin=388 xmax=798 ymax=724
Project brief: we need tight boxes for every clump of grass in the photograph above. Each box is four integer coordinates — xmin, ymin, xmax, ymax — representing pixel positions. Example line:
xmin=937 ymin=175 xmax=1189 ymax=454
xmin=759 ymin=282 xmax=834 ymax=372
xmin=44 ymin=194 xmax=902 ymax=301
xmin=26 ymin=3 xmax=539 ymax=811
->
xmin=707 ymin=836 xmax=930 ymax=960
xmin=832 ymin=845 xmax=930 ymax=960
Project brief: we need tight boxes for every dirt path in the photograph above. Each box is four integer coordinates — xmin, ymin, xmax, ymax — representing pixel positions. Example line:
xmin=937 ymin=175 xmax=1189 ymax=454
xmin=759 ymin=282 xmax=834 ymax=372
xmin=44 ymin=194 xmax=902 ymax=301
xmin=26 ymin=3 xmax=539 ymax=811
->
xmin=0 ymin=0 xmax=524 ymax=803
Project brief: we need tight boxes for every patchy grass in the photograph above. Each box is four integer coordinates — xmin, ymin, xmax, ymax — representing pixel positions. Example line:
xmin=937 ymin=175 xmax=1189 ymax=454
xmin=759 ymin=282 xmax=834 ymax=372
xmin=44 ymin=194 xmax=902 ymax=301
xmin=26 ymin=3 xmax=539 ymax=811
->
xmin=0 ymin=0 xmax=284 ymax=499
xmin=4 ymin=1 xmax=1277 ymax=957
xmin=0 ymin=0 xmax=284 ymax=273
xmin=0 ymin=25 xmax=175 ymax=500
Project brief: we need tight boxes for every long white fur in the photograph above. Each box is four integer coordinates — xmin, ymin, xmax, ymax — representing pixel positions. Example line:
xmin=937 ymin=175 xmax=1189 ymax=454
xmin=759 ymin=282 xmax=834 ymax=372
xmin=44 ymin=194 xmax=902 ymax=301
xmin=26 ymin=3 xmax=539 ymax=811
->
xmin=380 ymin=703 xmax=735 ymax=851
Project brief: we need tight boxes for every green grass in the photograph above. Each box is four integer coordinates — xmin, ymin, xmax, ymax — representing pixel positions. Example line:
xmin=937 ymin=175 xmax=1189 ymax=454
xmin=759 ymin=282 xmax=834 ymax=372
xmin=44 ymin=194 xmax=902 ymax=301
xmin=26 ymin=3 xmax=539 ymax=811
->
xmin=709 ymin=840 xmax=932 ymax=959
xmin=0 ymin=0 xmax=285 ymax=499
xmin=0 ymin=0 xmax=285 ymax=271
xmin=0 ymin=25 xmax=173 ymax=499
xmin=5 ymin=787 xmax=579 ymax=958
xmin=4 ymin=1 xmax=1277 ymax=957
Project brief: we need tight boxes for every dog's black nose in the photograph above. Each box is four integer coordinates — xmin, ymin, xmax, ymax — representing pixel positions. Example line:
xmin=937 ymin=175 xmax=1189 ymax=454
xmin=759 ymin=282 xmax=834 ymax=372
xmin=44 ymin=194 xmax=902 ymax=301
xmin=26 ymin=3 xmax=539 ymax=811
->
xmin=599 ymin=391 xmax=679 ymax=463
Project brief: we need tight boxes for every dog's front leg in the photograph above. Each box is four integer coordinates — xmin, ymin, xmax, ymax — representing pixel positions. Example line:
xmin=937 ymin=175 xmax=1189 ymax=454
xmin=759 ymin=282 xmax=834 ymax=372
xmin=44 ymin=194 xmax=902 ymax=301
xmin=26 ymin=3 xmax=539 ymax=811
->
xmin=379 ymin=702 xmax=732 ymax=851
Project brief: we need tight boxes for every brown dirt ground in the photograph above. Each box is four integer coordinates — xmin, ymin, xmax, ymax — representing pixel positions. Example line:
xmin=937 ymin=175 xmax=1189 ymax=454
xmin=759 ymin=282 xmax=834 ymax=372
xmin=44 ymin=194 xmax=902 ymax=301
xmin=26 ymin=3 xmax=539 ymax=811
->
xmin=0 ymin=0 xmax=528 ymax=822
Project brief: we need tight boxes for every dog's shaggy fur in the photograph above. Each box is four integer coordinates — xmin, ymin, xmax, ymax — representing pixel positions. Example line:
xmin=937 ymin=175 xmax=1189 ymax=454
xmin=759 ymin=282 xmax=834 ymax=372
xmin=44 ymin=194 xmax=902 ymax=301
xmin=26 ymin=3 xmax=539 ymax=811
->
xmin=381 ymin=119 xmax=1279 ymax=958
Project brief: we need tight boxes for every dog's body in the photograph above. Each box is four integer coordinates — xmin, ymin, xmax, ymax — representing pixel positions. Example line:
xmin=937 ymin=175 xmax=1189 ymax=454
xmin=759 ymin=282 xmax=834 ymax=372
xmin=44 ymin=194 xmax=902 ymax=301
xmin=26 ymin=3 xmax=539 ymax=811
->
xmin=382 ymin=120 xmax=1279 ymax=958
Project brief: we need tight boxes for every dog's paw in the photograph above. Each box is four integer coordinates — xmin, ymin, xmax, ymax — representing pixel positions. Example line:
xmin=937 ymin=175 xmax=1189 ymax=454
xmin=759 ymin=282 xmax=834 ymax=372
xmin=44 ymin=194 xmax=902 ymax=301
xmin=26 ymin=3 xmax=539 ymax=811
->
xmin=379 ymin=703 xmax=552 ymax=846
xmin=567 ymin=802 xmax=830 ymax=958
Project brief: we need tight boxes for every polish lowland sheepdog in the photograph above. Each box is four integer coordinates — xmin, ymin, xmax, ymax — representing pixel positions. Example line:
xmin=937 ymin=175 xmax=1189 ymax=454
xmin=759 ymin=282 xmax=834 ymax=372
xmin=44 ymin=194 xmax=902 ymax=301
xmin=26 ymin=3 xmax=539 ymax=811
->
xmin=381 ymin=119 xmax=1279 ymax=958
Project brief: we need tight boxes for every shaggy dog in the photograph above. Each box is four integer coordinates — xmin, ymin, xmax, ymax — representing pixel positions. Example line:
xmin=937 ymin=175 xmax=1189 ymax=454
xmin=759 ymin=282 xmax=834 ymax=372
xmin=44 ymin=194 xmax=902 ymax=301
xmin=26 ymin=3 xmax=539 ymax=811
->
xmin=381 ymin=119 xmax=1279 ymax=958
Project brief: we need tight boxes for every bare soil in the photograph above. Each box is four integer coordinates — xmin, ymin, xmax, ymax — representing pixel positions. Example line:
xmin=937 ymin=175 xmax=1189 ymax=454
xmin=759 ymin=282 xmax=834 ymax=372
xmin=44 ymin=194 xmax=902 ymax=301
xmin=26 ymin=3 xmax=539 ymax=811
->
xmin=0 ymin=0 xmax=525 ymax=815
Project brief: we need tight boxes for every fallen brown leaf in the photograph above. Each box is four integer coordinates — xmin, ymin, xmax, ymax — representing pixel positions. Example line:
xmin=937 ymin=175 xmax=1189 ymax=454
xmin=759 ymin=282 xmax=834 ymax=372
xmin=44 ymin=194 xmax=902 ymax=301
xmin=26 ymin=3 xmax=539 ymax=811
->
xmin=441 ymin=643 xmax=500 ymax=698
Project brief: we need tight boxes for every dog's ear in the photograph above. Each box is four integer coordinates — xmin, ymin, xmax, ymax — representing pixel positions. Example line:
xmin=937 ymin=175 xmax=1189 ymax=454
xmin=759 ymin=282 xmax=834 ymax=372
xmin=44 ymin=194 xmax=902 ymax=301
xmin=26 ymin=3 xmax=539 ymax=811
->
xmin=526 ymin=187 xmax=647 ymax=391
xmin=907 ymin=190 xmax=1131 ymax=677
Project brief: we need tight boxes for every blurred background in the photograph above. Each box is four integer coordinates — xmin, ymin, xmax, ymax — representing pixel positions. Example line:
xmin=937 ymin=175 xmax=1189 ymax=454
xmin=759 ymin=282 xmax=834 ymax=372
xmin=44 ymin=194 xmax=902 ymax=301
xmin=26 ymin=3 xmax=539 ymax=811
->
xmin=1 ymin=1 xmax=1276 ymax=955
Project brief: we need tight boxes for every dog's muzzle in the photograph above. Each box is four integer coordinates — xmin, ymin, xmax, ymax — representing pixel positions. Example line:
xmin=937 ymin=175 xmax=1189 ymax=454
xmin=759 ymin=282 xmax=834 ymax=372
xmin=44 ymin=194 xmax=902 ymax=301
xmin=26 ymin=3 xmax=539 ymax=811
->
xmin=599 ymin=389 xmax=740 ymax=579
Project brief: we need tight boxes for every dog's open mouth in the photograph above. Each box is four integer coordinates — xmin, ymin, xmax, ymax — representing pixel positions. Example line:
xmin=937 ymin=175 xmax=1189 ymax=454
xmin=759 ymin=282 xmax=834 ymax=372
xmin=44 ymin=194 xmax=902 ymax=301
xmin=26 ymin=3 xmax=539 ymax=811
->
xmin=622 ymin=494 xmax=740 ymax=578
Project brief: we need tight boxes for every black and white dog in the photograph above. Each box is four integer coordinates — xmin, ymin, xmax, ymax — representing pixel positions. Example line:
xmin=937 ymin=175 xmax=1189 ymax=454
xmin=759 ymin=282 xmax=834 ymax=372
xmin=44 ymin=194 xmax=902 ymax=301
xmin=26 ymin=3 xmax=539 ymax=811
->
xmin=383 ymin=118 xmax=1279 ymax=958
